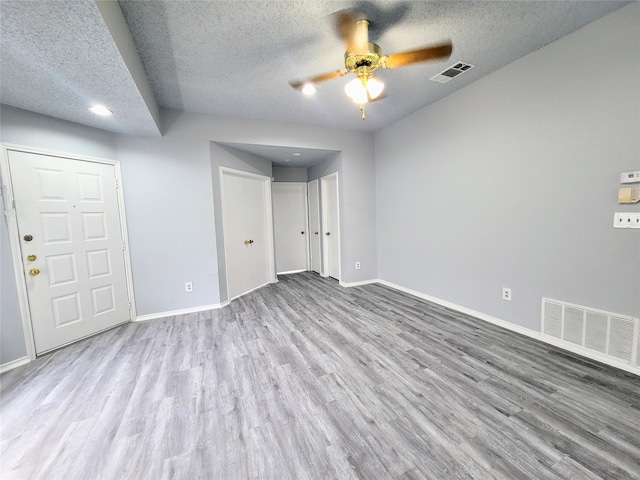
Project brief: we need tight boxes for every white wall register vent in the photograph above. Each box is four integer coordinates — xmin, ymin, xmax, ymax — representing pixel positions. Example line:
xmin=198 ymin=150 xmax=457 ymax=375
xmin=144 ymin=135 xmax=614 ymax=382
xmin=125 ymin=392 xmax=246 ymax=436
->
xmin=542 ymin=298 xmax=638 ymax=366
xmin=430 ymin=62 xmax=475 ymax=84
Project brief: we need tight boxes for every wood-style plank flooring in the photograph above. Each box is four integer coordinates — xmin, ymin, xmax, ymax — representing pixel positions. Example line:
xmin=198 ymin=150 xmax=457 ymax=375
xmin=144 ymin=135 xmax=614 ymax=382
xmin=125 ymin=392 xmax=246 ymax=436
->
xmin=1 ymin=273 xmax=639 ymax=479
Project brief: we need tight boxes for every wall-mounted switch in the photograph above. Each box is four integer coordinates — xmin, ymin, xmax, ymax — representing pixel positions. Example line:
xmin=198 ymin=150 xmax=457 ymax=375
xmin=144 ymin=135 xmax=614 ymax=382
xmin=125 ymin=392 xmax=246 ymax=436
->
xmin=614 ymin=212 xmax=640 ymax=229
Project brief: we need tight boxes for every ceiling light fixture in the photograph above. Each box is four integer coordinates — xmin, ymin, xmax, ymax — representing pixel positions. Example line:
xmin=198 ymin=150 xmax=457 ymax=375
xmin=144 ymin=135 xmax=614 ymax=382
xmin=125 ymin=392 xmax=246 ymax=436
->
xmin=88 ymin=105 xmax=113 ymax=116
xmin=344 ymin=74 xmax=385 ymax=120
xmin=291 ymin=152 xmax=302 ymax=156
xmin=301 ymin=84 xmax=316 ymax=96
xmin=289 ymin=16 xmax=452 ymax=121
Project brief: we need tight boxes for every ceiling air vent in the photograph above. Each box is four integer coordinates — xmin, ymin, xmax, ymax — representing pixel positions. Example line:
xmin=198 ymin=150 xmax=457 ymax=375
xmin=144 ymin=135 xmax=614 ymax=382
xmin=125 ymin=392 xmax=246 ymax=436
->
xmin=430 ymin=62 xmax=475 ymax=84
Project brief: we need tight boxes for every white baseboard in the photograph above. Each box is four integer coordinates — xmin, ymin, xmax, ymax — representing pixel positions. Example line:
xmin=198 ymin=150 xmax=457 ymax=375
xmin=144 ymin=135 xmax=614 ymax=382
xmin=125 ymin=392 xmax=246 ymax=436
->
xmin=0 ymin=356 xmax=31 ymax=373
xmin=135 ymin=303 xmax=226 ymax=322
xmin=376 ymin=279 xmax=640 ymax=377
xmin=277 ymin=269 xmax=306 ymax=275
xmin=340 ymin=278 xmax=379 ymax=288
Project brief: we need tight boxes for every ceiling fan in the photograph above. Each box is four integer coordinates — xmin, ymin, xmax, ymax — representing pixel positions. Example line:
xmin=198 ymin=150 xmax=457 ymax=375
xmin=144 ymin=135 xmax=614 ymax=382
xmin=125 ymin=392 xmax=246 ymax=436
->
xmin=289 ymin=10 xmax=453 ymax=120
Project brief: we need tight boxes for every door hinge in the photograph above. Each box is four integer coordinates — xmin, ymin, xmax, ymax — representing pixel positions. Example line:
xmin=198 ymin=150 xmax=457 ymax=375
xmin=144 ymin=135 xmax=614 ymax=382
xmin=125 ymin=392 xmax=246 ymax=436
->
xmin=115 ymin=178 xmax=119 ymax=189
xmin=122 ymin=242 xmax=125 ymax=251
xmin=128 ymin=301 xmax=132 ymax=310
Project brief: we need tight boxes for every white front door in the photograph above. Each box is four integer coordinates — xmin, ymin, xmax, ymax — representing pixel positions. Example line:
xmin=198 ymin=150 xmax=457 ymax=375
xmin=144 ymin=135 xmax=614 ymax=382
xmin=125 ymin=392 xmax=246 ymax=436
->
xmin=321 ymin=173 xmax=340 ymax=280
xmin=8 ymin=150 xmax=131 ymax=354
xmin=272 ymin=182 xmax=308 ymax=274
xmin=221 ymin=169 xmax=274 ymax=300
xmin=307 ymin=179 xmax=321 ymax=274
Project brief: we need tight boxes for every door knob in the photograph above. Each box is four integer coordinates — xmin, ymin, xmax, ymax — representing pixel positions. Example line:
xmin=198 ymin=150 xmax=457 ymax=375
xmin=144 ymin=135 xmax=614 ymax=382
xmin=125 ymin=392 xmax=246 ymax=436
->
xmin=29 ymin=268 xmax=40 ymax=276
xmin=326 ymin=232 xmax=331 ymax=236
xmin=244 ymin=240 xmax=250 ymax=245
xmin=24 ymin=234 xmax=33 ymax=242
xmin=314 ymin=232 xmax=318 ymax=235
xmin=301 ymin=231 xmax=305 ymax=234
xmin=27 ymin=254 xmax=37 ymax=261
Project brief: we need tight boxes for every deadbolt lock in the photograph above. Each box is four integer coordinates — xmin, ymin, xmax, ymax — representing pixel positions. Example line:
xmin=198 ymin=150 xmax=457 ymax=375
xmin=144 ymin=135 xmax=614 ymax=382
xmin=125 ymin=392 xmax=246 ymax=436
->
xmin=24 ymin=234 xmax=33 ymax=242
xmin=29 ymin=268 xmax=40 ymax=276
xmin=27 ymin=254 xmax=37 ymax=261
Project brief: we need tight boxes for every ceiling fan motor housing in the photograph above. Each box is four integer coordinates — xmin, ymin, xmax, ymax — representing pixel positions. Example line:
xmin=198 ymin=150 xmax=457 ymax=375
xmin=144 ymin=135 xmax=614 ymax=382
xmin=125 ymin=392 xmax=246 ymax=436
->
xmin=344 ymin=42 xmax=382 ymax=73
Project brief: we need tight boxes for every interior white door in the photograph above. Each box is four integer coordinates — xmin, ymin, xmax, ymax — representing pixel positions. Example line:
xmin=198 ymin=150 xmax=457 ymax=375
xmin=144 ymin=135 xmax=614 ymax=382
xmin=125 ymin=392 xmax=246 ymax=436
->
xmin=8 ymin=150 xmax=130 ymax=354
xmin=272 ymin=182 xmax=308 ymax=274
xmin=307 ymin=179 xmax=321 ymax=274
xmin=243 ymin=175 xmax=270 ymax=287
xmin=221 ymin=170 xmax=273 ymax=300
xmin=321 ymin=173 xmax=340 ymax=280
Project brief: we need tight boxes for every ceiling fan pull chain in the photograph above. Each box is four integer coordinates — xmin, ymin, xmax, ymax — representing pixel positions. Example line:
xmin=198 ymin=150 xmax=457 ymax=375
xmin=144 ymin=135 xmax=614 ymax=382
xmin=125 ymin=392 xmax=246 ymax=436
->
xmin=360 ymin=104 xmax=366 ymax=120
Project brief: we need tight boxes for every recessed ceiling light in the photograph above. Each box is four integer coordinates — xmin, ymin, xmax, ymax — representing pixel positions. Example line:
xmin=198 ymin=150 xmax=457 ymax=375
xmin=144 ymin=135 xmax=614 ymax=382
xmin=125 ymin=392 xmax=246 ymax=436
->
xmin=291 ymin=152 xmax=302 ymax=157
xmin=285 ymin=159 xmax=291 ymax=162
xmin=88 ymin=105 xmax=113 ymax=116
xmin=301 ymin=84 xmax=316 ymax=96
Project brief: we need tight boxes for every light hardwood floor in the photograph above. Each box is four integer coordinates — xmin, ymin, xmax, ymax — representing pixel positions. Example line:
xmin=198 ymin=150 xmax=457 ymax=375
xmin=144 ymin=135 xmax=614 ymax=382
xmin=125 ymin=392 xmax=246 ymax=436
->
xmin=1 ymin=273 xmax=639 ymax=479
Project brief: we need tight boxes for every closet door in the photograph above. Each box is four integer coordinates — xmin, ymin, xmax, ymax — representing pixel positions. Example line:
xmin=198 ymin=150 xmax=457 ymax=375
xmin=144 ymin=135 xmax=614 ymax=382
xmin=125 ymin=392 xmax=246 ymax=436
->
xmin=307 ymin=179 xmax=321 ymax=274
xmin=321 ymin=173 xmax=340 ymax=280
xmin=221 ymin=169 xmax=274 ymax=300
xmin=272 ymin=182 xmax=308 ymax=274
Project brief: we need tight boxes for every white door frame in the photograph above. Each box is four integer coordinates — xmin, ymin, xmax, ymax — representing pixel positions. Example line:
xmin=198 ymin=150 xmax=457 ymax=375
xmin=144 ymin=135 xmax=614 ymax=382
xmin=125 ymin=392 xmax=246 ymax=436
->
xmin=0 ymin=143 xmax=136 ymax=360
xmin=307 ymin=179 xmax=321 ymax=274
xmin=320 ymin=172 xmax=341 ymax=280
xmin=219 ymin=167 xmax=277 ymax=301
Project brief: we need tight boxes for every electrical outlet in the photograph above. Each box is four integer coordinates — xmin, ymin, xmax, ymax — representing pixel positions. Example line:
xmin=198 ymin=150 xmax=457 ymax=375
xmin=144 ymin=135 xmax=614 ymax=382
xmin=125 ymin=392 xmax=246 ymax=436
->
xmin=185 ymin=282 xmax=193 ymax=293
xmin=355 ymin=262 xmax=361 ymax=270
xmin=502 ymin=287 xmax=511 ymax=301
xmin=613 ymin=212 xmax=640 ymax=229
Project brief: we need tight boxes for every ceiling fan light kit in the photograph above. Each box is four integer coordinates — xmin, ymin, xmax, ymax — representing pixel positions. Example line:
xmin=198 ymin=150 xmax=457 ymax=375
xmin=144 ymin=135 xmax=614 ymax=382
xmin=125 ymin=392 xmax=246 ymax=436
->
xmin=289 ymin=15 xmax=452 ymax=120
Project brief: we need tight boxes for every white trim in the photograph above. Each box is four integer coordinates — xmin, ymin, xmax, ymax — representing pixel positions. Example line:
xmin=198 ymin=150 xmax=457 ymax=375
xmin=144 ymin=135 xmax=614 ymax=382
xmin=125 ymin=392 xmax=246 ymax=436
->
xmin=1 ymin=147 xmax=36 ymax=360
xmin=277 ymin=269 xmax=307 ymax=275
xmin=0 ymin=356 xmax=31 ymax=373
xmin=340 ymin=279 xmax=378 ymax=288
xmin=219 ymin=167 xmax=277 ymax=302
xmin=307 ymin=179 xmax=321 ymax=274
xmin=377 ymin=279 xmax=640 ymax=377
xmin=0 ymin=143 xmax=136 ymax=359
xmin=229 ymin=280 xmax=275 ymax=302
xmin=134 ymin=303 xmax=227 ymax=322
xmin=113 ymin=161 xmax=137 ymax=320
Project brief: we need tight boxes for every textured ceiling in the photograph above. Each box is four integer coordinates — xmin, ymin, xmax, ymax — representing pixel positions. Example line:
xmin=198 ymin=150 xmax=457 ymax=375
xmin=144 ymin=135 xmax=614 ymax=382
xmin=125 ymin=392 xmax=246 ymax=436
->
xmin=219 ymin=143 xmax=339 ymax=168
xmin=0 ymin=0 xmax=631 ymax=145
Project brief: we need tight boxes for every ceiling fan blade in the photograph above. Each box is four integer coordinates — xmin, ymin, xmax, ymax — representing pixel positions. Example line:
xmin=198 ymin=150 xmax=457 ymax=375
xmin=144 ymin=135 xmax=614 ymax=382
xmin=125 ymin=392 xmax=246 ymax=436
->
xmin=382 ymin=42 xmax=453 ymax=69
xmin=289 ymin=69 xmax=347 ymax=90
xmin=332 ymin=10 xmax=368 ymax=54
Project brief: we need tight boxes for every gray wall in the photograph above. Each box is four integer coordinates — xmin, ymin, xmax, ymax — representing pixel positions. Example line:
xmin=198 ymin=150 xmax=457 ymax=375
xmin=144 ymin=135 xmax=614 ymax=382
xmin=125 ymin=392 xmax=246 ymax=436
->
xmin=272 ymin=166 xmax=307 ymax=182
xmin=375 ymin=4 xmax=640 ymax=333
xmin=0 ymin=106 xmax=378 ymax=365
xmin=115 ymin=134 xmax=220 ymax=314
